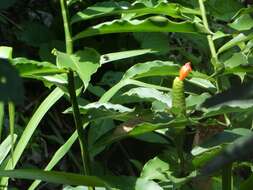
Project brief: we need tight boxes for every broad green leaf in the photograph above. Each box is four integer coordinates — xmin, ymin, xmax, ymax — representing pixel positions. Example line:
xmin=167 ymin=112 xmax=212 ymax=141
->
xmin=73 ymin=17 xmax=208 ymax=40
xmin=71 ymin=2 xmax=201 ymax=24
xmin=223 ymin=52 xmax=248 ymax=68
xmin=200 ymin=82 xmax=253 ymax=117
xmin=206 ymin=0 xmax=243 ymax=21
xmin=0 ymin=169 xmax=163 ymax=190
xmin=135 ymin=178 xmax=163 ymax=190
xmin=95 ymin=118 xmax=190 ymax=147
xmin=54 ymin=48 xmax=101 ymax=89
xmin=218 ymin=33 xmax=253 ymax=54
xmin=63 ymin=186 xmax=105 ymax=190
xmin=64 ymin=102 xmax=135 ymax=121
xmin=192 ymin=128 xmax=252 ymax=168
xmin=141 ymin=156 xmax=170 ymax=181
xmin=0 ymin=46 xmax=12 ymax=59
xmin=12 ymin=57 xmax=64 ymax=77
xmin=201 ymin=133 xmax=253 ymax=176
xmin=212 ymin=31 xmax=230 ymax=41
xmin=0 ymin=88 xmax=64 ymax=187
xmin=100 ymin=49 xmax=154 ymax=64
xmin=133 ymin=33 xmax=169 ymax=55
xmin=186 ymin=93 xmax=211 ymax=109
xmin=224 ymin=65 xmax=253 ymax=75
xmin=202 ymin=100 xmax=253 ymax=118
xmin=229 ymin=14 xmax=253 ymax=31
xmin=124 ymin=87 xmax=172 ymax=107
xmin=0 ymin=59 xmax=24 ymax=104
xmin=187 ymin=78 xmax=216 ymax=90
xmin=0 ymin=134 xmax=17 ymax=165
xmin=0 ymin=169 xmax=113 ymax=188
xmin=122 ymin=60 xmax=179 ymax=80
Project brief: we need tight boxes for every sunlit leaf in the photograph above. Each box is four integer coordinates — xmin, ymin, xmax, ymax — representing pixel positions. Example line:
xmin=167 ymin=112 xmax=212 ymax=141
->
xmin=229 ymin=14 xmax=253 ymax=31
xmin=12 ymin=57 xmax=64 ymax=77
xmin=122 ymin=60 xmax=179 ymax=80
xmin=54 ymin=48 xmax=101 ymax=89
xmin=223 ymin=52 xmax=248 ymax=68
xmin=100 ymin=49 xmax=154 ymax=64
xmin=71 ymin=2 xmax=200 ymax=24
xmin=0 ymin=134 xmax=17 ymax=165
xmin=124 ymin=87 xmax=172 ymax=107
xmin=73 ymin=17 xmax=208 ymax=40
xmin=218 ymin=33 xmax=253 ymax=54
xmin=0 ymin=46 xmax=12 ymax=59
xmin=64 ymin=102 xmax=135 ymax=121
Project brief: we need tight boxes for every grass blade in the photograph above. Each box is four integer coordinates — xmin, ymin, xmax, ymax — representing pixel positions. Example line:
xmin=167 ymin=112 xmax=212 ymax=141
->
xmin=0 ymin=87 xmax=64 ymax=187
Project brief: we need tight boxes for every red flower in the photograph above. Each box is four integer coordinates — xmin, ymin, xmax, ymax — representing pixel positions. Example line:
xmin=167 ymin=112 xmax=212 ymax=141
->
xmin=179 ymin=62 xmax=192 ymax=81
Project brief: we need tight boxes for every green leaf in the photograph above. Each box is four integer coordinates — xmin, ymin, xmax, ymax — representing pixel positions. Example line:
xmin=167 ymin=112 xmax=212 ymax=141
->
xmin=141 ymin=156 xmax=170 ymax=181
xmin=201 ymin=133 xmax=253 ymax=176
xmin=135 ymin=178 xmax=163 ymax=190
xmin=0 ymin=46 xmax=12 ymax=59
xmin=200 ymin=82 xmax=253 ymax=117
xmin=192 ymin=128 xmax=252 ymax=168
xmin=0 ymin=169 xmax=162 ymax=190
xmin=123 ymin=60 xmax=179 ymax=80
xmin=0 ymin=59 xmax=24 ymax=104
xmin=71 ymin=2 xmax=200 ymax=24
xmin=73 ymin=17 xmax=208 ymax=40
xmin=187 ymin=78 xmax=216 ymax=90
xmin=133 ymin=33 xmax=169 ymax=55
xmin=141 ymin=154 xmax=196 ymax=186
xmin=186 ymin=93 xmax=211 ymax=109
xmin=206 ymin=0 xmax=243 ymax=22
xmin=223 ymin=52 xmax=248 ymax=68
xmin=212 ymin=31 xmax=231 ymax=41
xmin=0 ymin=88 xmax=64 ymax=187
xmin=0 ymin=135 xmax=17 ymax=165
xmin=229 ymin=14 xmax=253 ymax=31
xmin=100 ymin=49 xmax=154 ymax=64
xmin=124 ymin=87 xmax=172 ymax=107
xmin=202 ymin=100 xmax=253 ymax=118
xmin=64 ymin=102 xmax=135 ymax=122
xmin=218 ymin=33 xmax=253 ymax=54
xmin=12 ymin=58 xmax=64 ymax=77
xmin=95 ymin=118 xmax=190 ymax=147
xmin=54 ymin=48 xmax=101 ymax=89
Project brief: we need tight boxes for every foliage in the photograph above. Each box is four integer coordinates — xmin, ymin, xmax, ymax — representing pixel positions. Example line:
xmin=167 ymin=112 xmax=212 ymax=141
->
xmin=1 ymin=0 xmax=253 ymax=190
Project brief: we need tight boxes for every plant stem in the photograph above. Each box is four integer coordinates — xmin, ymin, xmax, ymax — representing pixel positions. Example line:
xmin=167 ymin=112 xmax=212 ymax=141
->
xmin=198 ymin=0 xmax=218 ymax=68
xmin=67 ymin=71 xmax=91 ymax=175
xmin=60 ymin=0 xmax=91 ymax=177
xmin=222 ymin=164 xmax=233 ymax=190
xmin=198 ymin=0 xmax=222 ymax=92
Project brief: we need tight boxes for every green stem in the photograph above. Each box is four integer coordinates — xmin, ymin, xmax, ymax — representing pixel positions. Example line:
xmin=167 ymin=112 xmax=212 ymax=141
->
xmin=198 ymin=0 xmax=218 ymax=68
xmin=60 ymin=0 xmax=91 ymax=177
xmin=222 ymin=164 xmax=233 ymax=190
xmin=198 ymin=0 xmax=222 ymax=92
xmin=60 ymin=0 xmax=73 ymax=55
xmin=67 ymin=71 xmax=91 ymax=175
